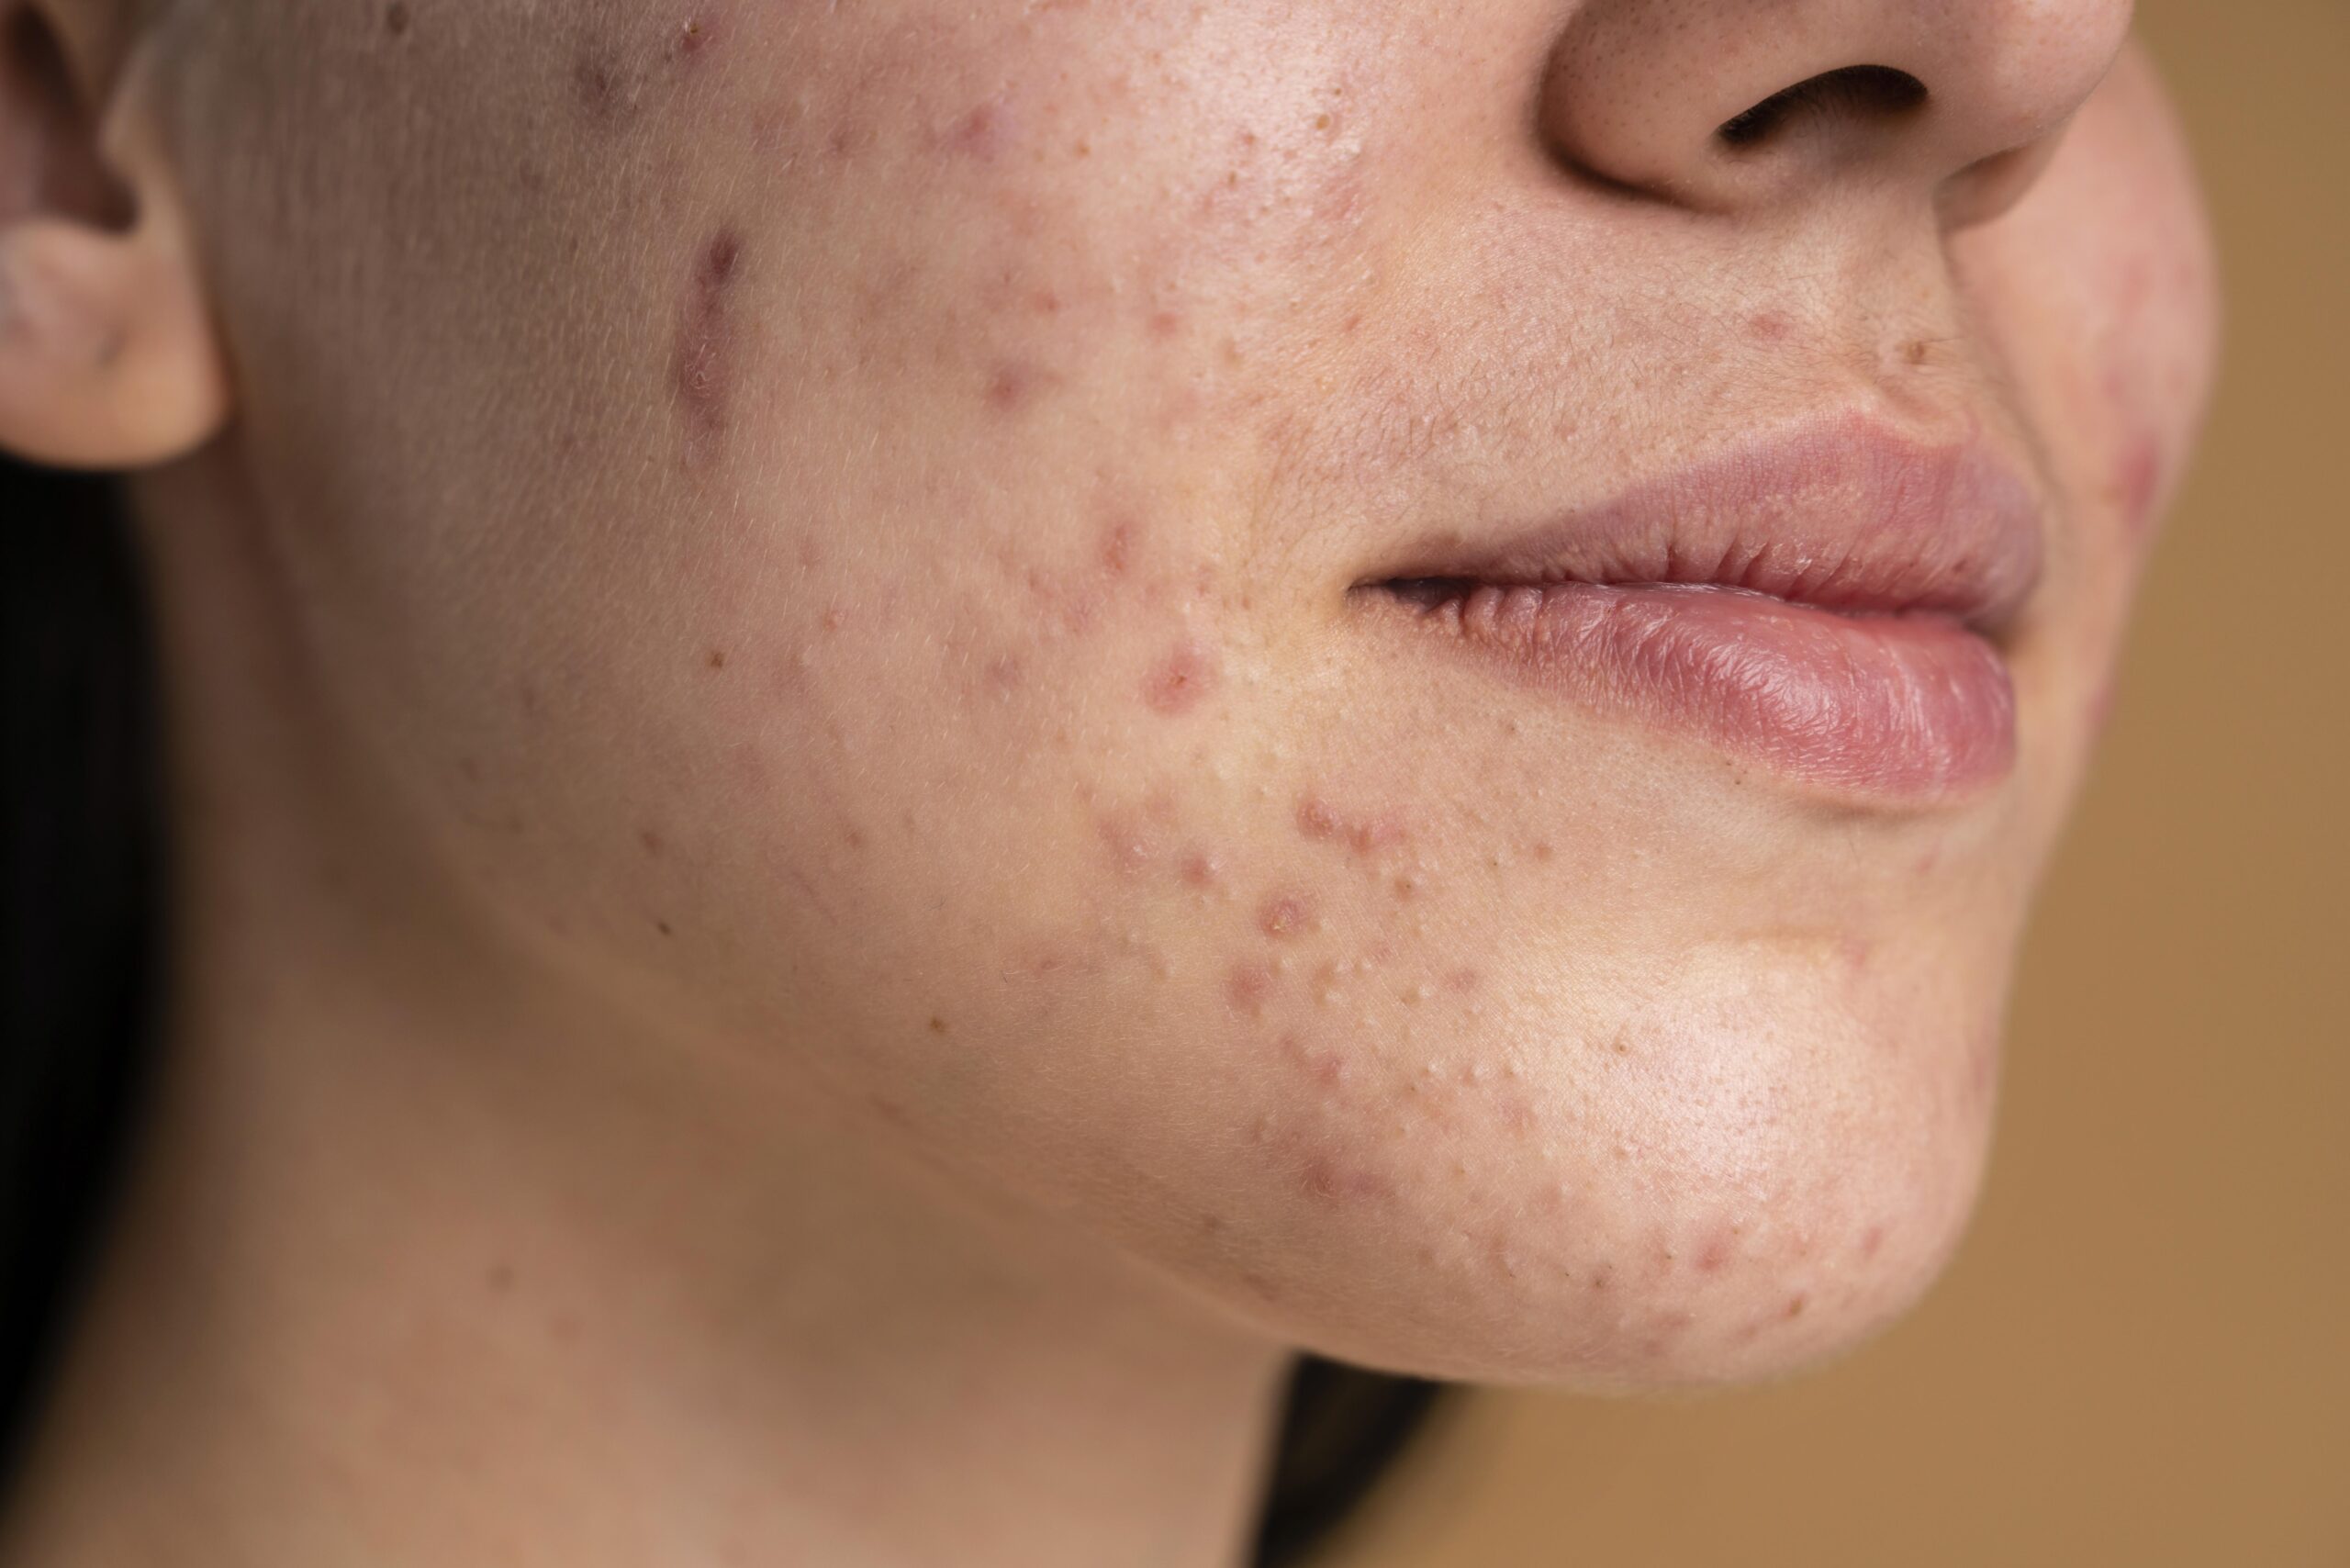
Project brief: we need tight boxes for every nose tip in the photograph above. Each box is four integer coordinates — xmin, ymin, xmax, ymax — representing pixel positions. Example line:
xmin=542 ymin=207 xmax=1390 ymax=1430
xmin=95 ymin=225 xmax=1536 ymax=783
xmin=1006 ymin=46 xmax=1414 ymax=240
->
xmin=1539 ymin=0 xmax=2135 ymax=223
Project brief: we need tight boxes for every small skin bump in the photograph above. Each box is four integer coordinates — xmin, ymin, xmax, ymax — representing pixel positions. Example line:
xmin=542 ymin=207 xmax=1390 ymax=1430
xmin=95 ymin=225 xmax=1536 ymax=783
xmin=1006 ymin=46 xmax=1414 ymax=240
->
xmin=1258 ymin=892 xmax=1315 ymax=939
xmin=1225 ymin=960 xmax=1278 ymax=1015
xmin=1143 ymin=640 xmax=1219 ymax=715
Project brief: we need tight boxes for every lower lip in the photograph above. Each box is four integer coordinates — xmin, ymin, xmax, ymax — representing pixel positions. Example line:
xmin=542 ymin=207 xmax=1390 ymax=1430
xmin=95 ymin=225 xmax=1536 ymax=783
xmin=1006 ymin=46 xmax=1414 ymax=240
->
xmin=1369 ymin=581 xmax=2018 ymax=801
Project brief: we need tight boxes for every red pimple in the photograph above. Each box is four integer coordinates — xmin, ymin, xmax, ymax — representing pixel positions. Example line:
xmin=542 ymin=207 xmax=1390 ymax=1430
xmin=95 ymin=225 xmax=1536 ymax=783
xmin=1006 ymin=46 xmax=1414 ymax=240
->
xmin=1258 ymin=892 xmax=1314 ymax=938
xmin=1178 ymin=848 xmax=1220 ymax=889
xmin=1143 ymin=639 xmax=1219 ymax=715
xmin=1860 ymin=1223 xmax=1886 ymax=1260
xmin=1225 ymin=961 xmax=1277 ymax=1015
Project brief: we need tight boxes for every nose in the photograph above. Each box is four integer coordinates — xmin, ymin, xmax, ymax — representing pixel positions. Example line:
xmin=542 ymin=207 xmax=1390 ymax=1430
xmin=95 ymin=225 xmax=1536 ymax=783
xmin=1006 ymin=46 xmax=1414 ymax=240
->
xmin=1538 ymin=0 xmax=2134 ymax=225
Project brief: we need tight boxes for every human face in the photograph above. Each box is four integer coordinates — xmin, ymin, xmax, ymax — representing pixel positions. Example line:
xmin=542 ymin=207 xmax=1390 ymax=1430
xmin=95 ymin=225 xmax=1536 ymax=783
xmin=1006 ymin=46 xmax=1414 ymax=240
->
xmin=148 ymin=0 xmax=2215 ymax=1384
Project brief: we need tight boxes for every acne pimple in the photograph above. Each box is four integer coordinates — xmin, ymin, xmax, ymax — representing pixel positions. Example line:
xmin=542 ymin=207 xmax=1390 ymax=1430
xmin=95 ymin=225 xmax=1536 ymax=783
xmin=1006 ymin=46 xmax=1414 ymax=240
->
xmin=1142 ymin=640 xmax=1219 ymax=715
xmin=1178 ymin=849 xmax=1221 ymax=889
xmin=1225 ymin=961 xmax=1277 ymax=1015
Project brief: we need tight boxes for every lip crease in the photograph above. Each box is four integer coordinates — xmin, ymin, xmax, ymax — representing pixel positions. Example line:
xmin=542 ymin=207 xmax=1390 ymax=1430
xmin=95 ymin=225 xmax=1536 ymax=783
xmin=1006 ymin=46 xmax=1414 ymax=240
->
xmin=1352 ymin=413 xmax=2047 ymax=802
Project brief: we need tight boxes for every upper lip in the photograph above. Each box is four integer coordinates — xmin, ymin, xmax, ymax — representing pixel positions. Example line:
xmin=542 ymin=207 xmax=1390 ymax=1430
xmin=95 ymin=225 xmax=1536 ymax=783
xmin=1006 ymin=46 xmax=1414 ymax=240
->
xmin=1360 ymin=412 xmax=2046 ymax=638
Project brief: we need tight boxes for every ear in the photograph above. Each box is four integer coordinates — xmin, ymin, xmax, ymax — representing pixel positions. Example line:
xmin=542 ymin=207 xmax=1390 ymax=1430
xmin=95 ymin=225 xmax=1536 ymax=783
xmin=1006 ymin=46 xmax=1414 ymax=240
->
xmin=0 ymin=2 xmax=228 ymax=470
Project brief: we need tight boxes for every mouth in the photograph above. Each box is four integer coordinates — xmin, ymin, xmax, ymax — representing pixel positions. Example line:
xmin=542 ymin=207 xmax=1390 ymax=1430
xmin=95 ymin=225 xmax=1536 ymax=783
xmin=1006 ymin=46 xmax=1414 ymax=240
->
xmin=1348 ymin=415 xmax=2046 ymax=803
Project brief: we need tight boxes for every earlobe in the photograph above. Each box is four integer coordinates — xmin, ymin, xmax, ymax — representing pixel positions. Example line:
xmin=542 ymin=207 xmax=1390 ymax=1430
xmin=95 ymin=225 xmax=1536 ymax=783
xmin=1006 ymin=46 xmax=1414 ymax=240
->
xmin=0 ymin=11 xmax=229 ymax=471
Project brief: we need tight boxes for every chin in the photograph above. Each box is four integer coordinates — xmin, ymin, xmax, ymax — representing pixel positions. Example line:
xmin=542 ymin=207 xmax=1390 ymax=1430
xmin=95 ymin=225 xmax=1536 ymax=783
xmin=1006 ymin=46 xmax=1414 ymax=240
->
xmin=1173 ymin=941 xmax=2008 ymax=1392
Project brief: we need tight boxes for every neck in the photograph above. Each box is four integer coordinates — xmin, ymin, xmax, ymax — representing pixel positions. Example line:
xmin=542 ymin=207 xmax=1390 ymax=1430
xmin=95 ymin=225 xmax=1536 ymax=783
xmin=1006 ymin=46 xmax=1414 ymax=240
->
xmin=1 ymin=481 xmax=1291 ymax=1568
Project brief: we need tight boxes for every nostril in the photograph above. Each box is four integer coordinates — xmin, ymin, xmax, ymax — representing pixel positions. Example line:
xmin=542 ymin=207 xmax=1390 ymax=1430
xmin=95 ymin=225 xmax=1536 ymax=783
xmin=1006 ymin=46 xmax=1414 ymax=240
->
xmin=1716 ymin=65 xmax=1929 ymax=149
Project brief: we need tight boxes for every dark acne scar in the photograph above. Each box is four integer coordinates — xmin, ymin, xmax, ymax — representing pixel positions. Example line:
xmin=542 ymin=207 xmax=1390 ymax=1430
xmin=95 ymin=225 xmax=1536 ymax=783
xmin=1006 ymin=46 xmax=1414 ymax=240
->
xmin=674 ymin=230 xmax=744 ymax=458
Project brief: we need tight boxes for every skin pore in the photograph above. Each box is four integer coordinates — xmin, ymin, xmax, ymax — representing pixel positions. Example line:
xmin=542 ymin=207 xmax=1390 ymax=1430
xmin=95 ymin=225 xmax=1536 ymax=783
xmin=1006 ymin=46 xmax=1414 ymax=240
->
xmin=0 ymin=1 xmax=2214 ymax=1565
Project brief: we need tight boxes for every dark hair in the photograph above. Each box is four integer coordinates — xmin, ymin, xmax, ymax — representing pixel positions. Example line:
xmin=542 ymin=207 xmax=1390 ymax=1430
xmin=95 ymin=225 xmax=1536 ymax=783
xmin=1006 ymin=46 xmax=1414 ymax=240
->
xmin=0 ymin=454 xmax=1449 ymax=1562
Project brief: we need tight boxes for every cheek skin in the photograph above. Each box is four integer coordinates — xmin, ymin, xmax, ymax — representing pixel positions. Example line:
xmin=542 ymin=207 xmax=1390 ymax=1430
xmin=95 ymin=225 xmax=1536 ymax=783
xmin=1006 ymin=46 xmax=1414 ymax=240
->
xmin=213 ymin=6 xmax=2209 ymax=1391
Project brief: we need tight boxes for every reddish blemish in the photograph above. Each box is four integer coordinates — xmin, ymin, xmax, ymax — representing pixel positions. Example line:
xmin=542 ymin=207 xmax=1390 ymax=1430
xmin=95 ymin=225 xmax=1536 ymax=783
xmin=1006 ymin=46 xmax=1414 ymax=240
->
xmin=1240 ymin=1271 xmax=1278 ymax=1302
xmin=941 ymin=99 xmax=1013 ymax=160
xmin=1444 ymin=966 xmax=1481 ymax=993
xmin=983 ymin=360 xmax=1051 ymax=413
xmin=669 ymin=15 xmax=717 ymax=61
xmin=1747 ymin=310 xmax=1792 ymax=342
xmin=1784 ymin=1292 xmax=1808 ymax=1319
xmin=845 ymin=826 xmax=867 ymax=850
xmin=1178 ymin=849 xmax=1221 ymax=889
xmin=1225 ymin=961 xmax=1277 ymax=1015
xmin=1144 ymin=640 xmax=1220 ymax=715
xmin=1097 ymin=805 xmax=1173 ymax=876
xmin=1258 ymin=893 xmax=1313 ymax=938
xmin=1299 ymin=1153 xmax=1392 ymax=1205
xmin=1295 ymin=794 xmax=1408 ymax=857
xmin=2114 ymin=431 xmax=2163 ymax=543
xmin=1147 ymin=309 xmax=1185 ymax=338
xmin=674 ymin=230 xmax=744 ymax=458
xmin=1530 ymin=840 xmax=1556 ymax=863
xmin=638 ymin=827 xmax=664 ymax=857
xmin=1860 ymin=1224 xmax=1886 ymax=1261
xmin=1587 ymin=1263 xmax=1614 ymax=1293
xmin=1098 ymin=517 xmax=1139 ymax=577
xmin=1695 ymin=1226 xmax=1734 ymax=1274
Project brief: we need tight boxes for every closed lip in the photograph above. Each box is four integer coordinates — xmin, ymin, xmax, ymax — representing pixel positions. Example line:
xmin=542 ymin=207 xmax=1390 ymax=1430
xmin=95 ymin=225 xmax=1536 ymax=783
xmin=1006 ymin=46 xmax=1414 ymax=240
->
xmin=1350 ymin=413 xmax=2048 ymax=802
xmin=1360 ymin=411 xmax=2044 ymax=636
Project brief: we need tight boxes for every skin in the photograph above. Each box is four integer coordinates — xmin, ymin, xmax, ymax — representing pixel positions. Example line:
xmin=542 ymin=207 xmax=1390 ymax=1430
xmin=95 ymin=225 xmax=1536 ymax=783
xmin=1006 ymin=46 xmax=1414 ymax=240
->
xmin=0 ymin=1 xmax=2216 ymax=1564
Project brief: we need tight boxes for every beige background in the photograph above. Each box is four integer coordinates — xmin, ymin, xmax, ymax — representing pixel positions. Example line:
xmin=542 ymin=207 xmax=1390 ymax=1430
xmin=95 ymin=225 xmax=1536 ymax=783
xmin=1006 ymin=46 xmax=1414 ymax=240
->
xmin=1319 ymin=6 xmax=2350 ymax=1564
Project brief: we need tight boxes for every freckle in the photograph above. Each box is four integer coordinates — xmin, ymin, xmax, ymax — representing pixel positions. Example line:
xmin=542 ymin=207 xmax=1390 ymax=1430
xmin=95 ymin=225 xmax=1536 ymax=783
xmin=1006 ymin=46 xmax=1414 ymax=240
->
xmin=1587 ymin=1263 xmax=1614 ymax=1292
xmin=1903 ymin=338 xmax=1930 ymax=365
xmin=1258 ymin=892 xmax=1314 ymax=939
xmin=384 ymin=0 xmax=411 ymax=35
xmin=1097 ymin=518 xmax=1139 ymax=577
xmin=655 ymin=919 xmax=676 ymax=937
xmin=705 ymin=647 xmax=728 ymax=670
xmin=1312 ymin=112 xmax=1333 ymax=131
xmin=928 ymin=1015 xmax=948 ymax=1035
xmin=1143 ymin=639 xmax=1220 ymax=715
xmin=1785 ymin=1292 xmax=1808 ymax=1319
